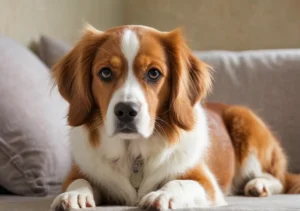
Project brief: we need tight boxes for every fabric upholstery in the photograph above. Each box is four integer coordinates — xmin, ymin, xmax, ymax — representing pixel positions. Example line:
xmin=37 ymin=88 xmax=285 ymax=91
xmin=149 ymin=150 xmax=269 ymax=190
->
xmin=0 ymin=195 xmax=300 ymax=210
xmin=39 ymin=35 xmax=71 ymax=68
xmin=0 ymin=35 xmax=72 ymax=196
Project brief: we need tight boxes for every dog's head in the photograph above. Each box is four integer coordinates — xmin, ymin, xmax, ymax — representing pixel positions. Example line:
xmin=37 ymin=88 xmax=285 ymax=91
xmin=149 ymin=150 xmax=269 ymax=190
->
xmin=53 ymin=25 xmax=211 ymax=143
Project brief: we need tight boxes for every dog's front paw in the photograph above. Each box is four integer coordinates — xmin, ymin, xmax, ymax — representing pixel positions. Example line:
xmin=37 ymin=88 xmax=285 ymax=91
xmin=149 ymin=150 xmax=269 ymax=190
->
xmin=244 ymin=178 xmax=270 ymax=197
xmin=139 ymin=189 xmax=205 ymax=210
xmin=139 ymin=180 xmax=212 ymax=210
xmin=139 ymin=190 xmax=180 ymax=210
xmin=51 ymin=191 xmax=96 ymax=210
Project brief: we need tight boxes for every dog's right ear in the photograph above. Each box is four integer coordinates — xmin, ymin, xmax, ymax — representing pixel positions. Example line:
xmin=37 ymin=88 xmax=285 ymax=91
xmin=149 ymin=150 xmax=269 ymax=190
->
xmin=53 ymin=25 xmax=106 ymax=126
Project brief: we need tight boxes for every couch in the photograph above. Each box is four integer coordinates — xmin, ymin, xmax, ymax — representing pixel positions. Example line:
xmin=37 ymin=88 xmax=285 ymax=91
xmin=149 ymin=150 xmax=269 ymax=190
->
xmin=0 ymin=35 xmax=299 ymax=211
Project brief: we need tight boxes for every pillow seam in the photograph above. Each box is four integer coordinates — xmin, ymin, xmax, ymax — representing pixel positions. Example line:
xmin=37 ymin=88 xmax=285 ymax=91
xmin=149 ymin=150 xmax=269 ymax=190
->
xmin=0 ymin=136 xmax=43 ymax=195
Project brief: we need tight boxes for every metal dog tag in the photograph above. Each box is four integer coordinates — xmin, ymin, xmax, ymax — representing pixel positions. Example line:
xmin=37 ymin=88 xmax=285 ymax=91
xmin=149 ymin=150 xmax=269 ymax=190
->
xmin=129 ymin=156 xmax=144 ymax=190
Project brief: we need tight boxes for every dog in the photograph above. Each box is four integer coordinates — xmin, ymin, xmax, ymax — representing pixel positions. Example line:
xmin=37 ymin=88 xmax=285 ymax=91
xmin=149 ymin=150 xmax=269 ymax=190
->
xmin=51 ymin=25 xmax=300 ymax=210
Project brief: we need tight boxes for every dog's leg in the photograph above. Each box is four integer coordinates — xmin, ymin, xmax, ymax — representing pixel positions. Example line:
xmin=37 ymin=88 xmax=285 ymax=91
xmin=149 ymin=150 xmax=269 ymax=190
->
xmin=51 ymin=179 xmax=98 ymax=210
xmin=223 ymin=106 xmax=287 ymax=197
xmin=51 ymin=165 xmax=99 ymax=210
xmin=139 ymin=164 xmax=226 ymax=210
xmin=233 ymin=153 xmax=284 ymax=196
xmin=245 ymin=173 xmax=283 ymax=197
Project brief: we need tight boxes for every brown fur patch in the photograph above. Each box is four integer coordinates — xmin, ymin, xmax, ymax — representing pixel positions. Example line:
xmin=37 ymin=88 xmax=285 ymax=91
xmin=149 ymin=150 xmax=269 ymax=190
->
xmin=179 ymin=163 xmax=216 ymax=203
xmin=134 ymin=29 xmax=213 ymax=144
xmin=285 ymin=173 xmax=300 ymax=193
xmin=62 ymin=164 xmax=86 ymax=192
xmin=53 ymin=26 xmax=106 ymax=127
xmin=161 ymin=29 xmax=212 ymax=136
xmin=204 ymin=103 xmax=235 ymax=194
xmin=84 ymin=109 xmax=102 ymax=148
xmin=222 ymin=105 xmax=287 ymax=187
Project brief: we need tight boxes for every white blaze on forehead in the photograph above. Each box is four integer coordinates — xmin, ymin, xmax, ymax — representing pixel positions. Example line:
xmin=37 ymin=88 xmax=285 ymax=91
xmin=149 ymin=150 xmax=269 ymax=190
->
xmin=122 ymin=29 xmax=140 ymax=70
xmin=120 ymin=29 xmax=142 ymax=101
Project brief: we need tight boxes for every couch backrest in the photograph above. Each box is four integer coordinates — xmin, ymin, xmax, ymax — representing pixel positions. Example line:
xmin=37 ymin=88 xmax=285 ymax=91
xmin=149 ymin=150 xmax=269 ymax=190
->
xmin=195 ymin=50 xmax=300 ymax=173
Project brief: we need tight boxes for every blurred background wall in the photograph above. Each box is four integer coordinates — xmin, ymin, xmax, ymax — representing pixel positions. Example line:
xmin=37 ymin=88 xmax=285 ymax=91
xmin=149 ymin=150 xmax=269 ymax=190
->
xmin=0 ymin=0 xmax=125 ymax=46
xmin=125 ymin=0 xmax=300 ymax=50
xmin=1 ymin=0 xmax=300 ymax=50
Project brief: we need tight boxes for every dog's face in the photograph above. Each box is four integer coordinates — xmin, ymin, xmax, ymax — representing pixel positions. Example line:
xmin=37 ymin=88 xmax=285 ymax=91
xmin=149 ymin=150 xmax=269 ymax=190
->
xmin=91 ymin=28 xmax=170 ymax=139
xmin=54 ymin=25 xmax=211 ymax=142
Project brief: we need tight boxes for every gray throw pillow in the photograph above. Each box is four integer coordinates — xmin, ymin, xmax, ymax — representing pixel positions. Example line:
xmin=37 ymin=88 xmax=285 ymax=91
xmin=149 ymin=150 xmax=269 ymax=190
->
xmin=39 ymin=35 xmax=72 ymax=68
xmin=0 ymin=35 xmax=72 ymax=196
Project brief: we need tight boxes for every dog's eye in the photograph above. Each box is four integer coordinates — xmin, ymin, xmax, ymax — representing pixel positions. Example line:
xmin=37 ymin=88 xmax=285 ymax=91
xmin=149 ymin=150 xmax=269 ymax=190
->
xmin=98 ymin=67 xmax=113 ymax=81
xmin=147 ymin=68 xmax=161 ymax=82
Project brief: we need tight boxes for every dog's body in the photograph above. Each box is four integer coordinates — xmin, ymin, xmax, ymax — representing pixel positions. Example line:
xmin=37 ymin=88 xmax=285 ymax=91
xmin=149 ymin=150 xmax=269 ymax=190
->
xmin=51 ymin=25 xmax=300 ymax=210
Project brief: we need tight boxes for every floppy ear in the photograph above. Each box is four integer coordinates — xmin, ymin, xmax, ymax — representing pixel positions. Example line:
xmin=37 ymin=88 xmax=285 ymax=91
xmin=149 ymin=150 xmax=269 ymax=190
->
xmin=164 ymin=29 xmax=212 ymax=131
xmin=53 ymin=25 xmax=106 ymax=126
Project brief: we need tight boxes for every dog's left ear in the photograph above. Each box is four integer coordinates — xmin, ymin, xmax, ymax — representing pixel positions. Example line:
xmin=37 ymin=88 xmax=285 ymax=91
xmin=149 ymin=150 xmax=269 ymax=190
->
xmin=163 ymin=29 xmax=212 ymax=131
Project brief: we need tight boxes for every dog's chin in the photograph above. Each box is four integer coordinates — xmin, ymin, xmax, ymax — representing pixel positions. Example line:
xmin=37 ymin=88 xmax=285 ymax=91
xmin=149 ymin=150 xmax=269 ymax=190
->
xmin=105 ymin=120 xmax=154 ymax=140
xmin=116 ymin=132 xmax=142 ymax=140
xmin=114 ymin=127 xmax=154 ymax=140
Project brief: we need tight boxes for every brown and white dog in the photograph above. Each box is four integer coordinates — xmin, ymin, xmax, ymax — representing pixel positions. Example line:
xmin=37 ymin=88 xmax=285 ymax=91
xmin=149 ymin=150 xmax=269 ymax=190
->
xmin=51 ymin=25 xmax=300 ymax=210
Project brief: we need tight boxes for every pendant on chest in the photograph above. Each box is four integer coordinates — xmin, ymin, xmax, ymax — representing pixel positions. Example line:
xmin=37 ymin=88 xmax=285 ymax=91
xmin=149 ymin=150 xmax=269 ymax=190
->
xmin=129 ymin=156 xmax=144 ymax=191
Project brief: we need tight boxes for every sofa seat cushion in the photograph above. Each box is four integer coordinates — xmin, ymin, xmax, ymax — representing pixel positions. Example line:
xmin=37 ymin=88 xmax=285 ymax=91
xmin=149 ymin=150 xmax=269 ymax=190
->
xmin=0 ymin=195 xmax=299 ymax=210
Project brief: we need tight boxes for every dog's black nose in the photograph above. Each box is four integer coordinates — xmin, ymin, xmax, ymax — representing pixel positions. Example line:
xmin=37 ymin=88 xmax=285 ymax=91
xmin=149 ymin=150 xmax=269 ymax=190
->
xmin=114 ymin=102 xmax=139 ymax=123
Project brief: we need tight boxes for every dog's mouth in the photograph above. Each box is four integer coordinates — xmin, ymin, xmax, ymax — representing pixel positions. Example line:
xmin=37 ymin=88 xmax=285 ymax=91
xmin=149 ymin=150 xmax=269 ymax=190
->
xmin=114 ymin=122 xmax=141 ymax=140
xmin=115 ymin=122 xmax=138 ymax=134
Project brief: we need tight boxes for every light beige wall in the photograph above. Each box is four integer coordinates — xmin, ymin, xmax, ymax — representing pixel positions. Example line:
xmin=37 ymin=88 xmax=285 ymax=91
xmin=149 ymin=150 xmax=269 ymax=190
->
xmin=125 ymin=0 xmax=300 ymax=50
xmin=0 ymin=0 xmax=125 ymax=46
xmin=1 ymin=0 xmax=300 ymax=51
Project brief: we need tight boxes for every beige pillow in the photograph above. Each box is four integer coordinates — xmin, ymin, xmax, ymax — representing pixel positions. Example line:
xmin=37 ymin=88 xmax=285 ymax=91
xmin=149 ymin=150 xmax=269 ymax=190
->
xmin=0 ymin=35 xmax=72 ymax=196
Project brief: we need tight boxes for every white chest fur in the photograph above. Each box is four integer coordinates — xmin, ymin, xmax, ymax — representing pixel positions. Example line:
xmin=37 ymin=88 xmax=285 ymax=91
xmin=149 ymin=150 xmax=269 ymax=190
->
xmin=69 ymin=105 xmax=210 ymax=205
